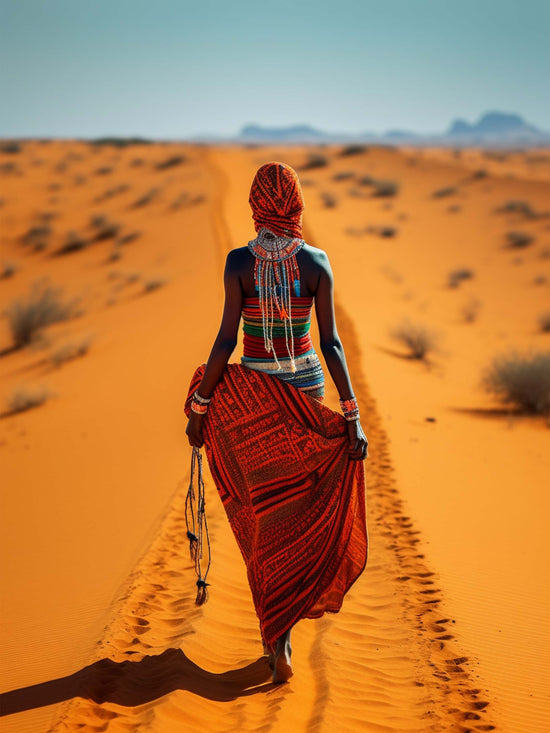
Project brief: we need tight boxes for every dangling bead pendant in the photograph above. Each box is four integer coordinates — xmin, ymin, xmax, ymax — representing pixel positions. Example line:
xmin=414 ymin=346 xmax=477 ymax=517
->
xmin=248 ymin=227 xmax=304 ymax=370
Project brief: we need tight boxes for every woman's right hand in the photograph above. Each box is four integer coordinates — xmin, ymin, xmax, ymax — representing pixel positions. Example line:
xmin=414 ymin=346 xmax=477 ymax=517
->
xmin=186 ymin=412 xmax=205 ymax=448
xmin=347 ymin=419 xmax=368 ymax=461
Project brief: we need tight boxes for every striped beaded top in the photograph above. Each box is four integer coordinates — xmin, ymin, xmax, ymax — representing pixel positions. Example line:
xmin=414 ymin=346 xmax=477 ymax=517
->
xmin=242 ymin=295 xmax=314 ymax=361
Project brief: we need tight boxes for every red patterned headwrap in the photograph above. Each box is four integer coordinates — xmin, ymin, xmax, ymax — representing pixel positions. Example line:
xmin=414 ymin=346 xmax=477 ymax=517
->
xmin=249 ymin=161 xmax=305 ymax=239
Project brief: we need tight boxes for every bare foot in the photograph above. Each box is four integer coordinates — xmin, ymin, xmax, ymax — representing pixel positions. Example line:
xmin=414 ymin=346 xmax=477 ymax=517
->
xmin=272 ymin=635 xmax=293 ymax=683
xmin=262 ymin=639 xmax=275 ymax=670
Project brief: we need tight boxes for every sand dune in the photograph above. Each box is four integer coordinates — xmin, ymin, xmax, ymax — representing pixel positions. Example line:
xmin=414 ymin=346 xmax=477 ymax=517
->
xmin=1 ymin=140 xmax=549 ymax=731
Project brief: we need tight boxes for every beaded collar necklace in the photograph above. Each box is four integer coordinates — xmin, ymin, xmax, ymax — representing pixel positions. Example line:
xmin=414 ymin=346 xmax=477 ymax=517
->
xmin=247 ymin=227 xmax=305 ymax=372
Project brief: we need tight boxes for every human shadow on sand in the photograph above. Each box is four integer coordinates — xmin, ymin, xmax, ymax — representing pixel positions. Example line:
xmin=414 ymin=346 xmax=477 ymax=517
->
xmin=1 ymin=648 xmax=275 ymax=717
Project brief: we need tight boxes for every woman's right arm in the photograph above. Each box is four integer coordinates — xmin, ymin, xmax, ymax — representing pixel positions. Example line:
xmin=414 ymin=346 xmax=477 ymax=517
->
xmin=186 ymin=250 xmax=243 ymax=448
xmin=314 ymin=251 xmax=368 ymax=461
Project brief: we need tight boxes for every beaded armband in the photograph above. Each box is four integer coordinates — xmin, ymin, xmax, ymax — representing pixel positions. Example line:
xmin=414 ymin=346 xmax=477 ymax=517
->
xmin=339 ymin=396 xmax=360 ymax=422
xmin=191 ymin=390 xmax=211 ymax=415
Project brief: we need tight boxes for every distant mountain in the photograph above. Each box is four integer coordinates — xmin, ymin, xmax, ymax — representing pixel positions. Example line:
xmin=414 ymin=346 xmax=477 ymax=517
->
xmin=229 ymin=111 xmax=550 ymax=147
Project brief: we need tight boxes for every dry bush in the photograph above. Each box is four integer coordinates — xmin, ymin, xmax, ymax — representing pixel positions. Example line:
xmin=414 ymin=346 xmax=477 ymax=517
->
xmin=432 ymin=186 xmax=458 ymax=198
xmin=143 ymin=277 xmax=167 ymax=293
xmin=495 ymin=200 xmax=542 ymax=219
xmin=482 ymin=351 xmax=550 ymax=415
xmin=0 ymin=261 xmax=18 ymax=278
xmin=320 ymin=191 xmax=337 ymax=208
xmin=89 ymin=137 xmax=152 ymax=148
xmin=1 ymin=141 xmax=22 ymax=154
xmin=332 ymin=171 xmax=355 ymax=181
xmin=371 ymin=179 xmax=399 ymax=197
xmin=448 ymin=204 xmax=462 ymax=214
xmin=378 ymin=226 xmax=397 ymax=238
xmin=4 ymin=280 xmax=81 ymax=348
xmin=116 ymin=231 xmax=141 ymax=245
xmin=448 ymin=268 xmax=474 ymax=288
xmin=339 ymin=144 xmax=368 ymax=156
xmin=57 ymin=230 xmax=90 ymax=255
xmin=461 ymin=297 xmax=481 ymax=323
xmin=50 ymin=336 xmax=92 ymax=368
xmin=470 ymin=169 xmax=488 ymax=180
xmin=108 ymin=245 xmax=122 ymax=262
xmin=389 ymin=319 xmax=439 ymax=360
xmin=506 ymin=230 xmax=534 ymax=249
xmin=94 ymin=166 xmax=114 ymax=176
xmin=358 ymin=174 xmax=375 ymax=186
xmin=90 ymin=214 xmax=121 ymax=241
xmin=6 ymin=386 xmax=50 ymax=414
xmin=156 ymin=155 xmax=186 ymax=170
xmin=21 ymin=224 xmax=52 ymax=250
xmin=132 ymin=187 xmax=160 ymax=208
xmin=301 ymin=153 xmax=329 ymax=170
xmin=538 ymin=312 xmax=550 ymax=333
xmin=533 ymin=274 xmax=548 ymax=286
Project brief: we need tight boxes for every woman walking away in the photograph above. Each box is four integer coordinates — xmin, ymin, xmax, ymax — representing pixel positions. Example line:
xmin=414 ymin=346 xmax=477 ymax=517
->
xmin=185 ymin=161 xmax=368 ymax=684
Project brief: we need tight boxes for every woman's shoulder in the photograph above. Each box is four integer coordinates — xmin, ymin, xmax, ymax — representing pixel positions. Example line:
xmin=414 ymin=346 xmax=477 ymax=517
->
xmin=226 ymin=246 xmax=253 ymax=270
xmin=300 ymin=242 xmax=330 ymax=270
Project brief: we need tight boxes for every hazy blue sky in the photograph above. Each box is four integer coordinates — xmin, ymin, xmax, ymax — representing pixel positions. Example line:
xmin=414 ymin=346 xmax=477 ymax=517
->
xmin=1 ymin=0 xmax=549 ymax=139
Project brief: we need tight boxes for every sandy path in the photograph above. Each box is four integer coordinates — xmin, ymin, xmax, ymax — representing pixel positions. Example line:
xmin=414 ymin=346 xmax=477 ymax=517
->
xmin=22 ymin=146 xmax=500 ymax=732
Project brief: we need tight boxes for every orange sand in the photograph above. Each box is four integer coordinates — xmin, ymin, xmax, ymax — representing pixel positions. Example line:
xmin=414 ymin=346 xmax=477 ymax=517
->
xmin=1 ymin=140 xmax=549 ymax=732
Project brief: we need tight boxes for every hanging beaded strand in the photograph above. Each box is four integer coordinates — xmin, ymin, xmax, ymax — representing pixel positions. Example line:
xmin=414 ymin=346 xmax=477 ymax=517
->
xmin=249 ymin=228 xmax=304 ymax=373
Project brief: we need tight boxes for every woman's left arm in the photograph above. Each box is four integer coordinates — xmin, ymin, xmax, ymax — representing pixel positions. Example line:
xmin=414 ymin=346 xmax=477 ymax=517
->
xmin=186 ymin=251 xmax=243 ymax=447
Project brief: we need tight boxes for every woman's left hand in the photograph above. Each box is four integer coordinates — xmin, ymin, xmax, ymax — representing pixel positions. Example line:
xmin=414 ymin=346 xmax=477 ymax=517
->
xmin=186 ymin=412 xmax=205 ymax=448
xmin=347 ymin=419 xmax=368 ymax=461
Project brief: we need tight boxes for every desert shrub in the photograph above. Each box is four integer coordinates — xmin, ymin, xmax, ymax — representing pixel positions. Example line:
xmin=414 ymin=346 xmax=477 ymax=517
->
xmin=130 ymin=157 xmax=145 ymax=166
xmin=301 ymin=153 xmax=329 ymax=170
xmin=540 ymin=248 xmax=550 ymax=260
xmin=156 ymin=155 xmax=186 ymax=170
xmin=132 ymin=187 xmax=160 ymax=208
xmin=379 ymin=226 xmax=397 ymax=238
xmin=389 ymin=319 xmax=438 ymax=360
xmin=461 ymin=297 xmax=481 ymax=323
xmin=332 ymin=171 xmax=355 ymax=181
xmin=448 ymin=204 xmax=462 ymax=213
xmin=534 ymin=274 xmax=548 ymax=286
xmin=57 ymin=230 xmax=90 ymax=255
xmin=358 ymin=174 xmax=375 ymax=186
xmin=339 ymin=144 xmax=367 ymax=156
xmin=21 ymin=224 xmax=52 ymax=249
xmin=0 ymin=162 xmax=18 ymax=174
xmin=94 ymin=166 xmax=114 ymax=176
xmin=117 ymin=231 xmax=141 ymax=245
xmin=432 ymin=186 xmax=458 ymax=198
xmin=0 ymin=261 xmax=18 ymax=278
xmin=89 ymin=137 xmax=152 ymax=148
xmin=470 ymin=169 xmax=488 ymax=180
xmin=482 ymin=351 xmax=550 ymax=415
xmin=4 ymin=280 xmax=80 ymax=348
xmin=538 ymin=312 xmax=550 ymax=333
xmin=90 ymin=214 xmax=121 ymax=241
xmin=1 ymin=142 xmax=22 ymax=154
xmin=7 ymin=386 xmax=50 ymax=414
xmin=50 ymin=336 xmax=92 ymax=368
xmin=496 ymin=200 xmax=539 ymax=219
xmin=320 ymin=191 xmax=337 ymax=208
xmin=108 ymin=245 xmax=122 ymax=262
xmin=143 ymin=277 xmax=167 ymax=293
xmin=371 ymin=179 xmax=399 ymax=197
xmin=506 ymin=230 xmax=534 ymax=248
xmin=448 ymin=268 xmax=474 ymax=288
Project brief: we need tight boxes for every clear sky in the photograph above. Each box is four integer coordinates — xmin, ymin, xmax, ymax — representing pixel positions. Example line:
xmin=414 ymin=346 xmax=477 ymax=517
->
xmin=1 ymin=0 xmax=549 ymax=139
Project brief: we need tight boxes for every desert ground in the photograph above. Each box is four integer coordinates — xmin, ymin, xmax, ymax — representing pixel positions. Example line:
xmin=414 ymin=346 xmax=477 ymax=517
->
xmin=1 ymin=139 xmax=549 ymax=732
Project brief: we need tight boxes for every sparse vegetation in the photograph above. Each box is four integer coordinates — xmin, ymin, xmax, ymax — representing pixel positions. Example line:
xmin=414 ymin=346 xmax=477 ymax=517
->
xmin=339 ymin=144 xmax=368 ymax=156
xmin=495 ymin=200 xmax=544 ymax=219
xmin=301 ymin=153 xmax=329 ymax=170
xmin=506 ymin=230 xmax=535 ymax=249
xmin=21 ymin=224 xmax=52 ymax=251
xmin=358 ymin=174 xmax=375 ymax=186
xmin=4 ymin=280 xmax=81 ymax=348
xmin=389 ymin=319 xmax=438 ymax=360
xmin=332 ymin=171 xmax=355 ymax=181
xmin=116 ymin=231 xmax=141 ymax=245
xmin=143 ymin=277 xmax=167 ymax=293
xmin=94 ymin=166 xmax=114 ymax=176
xmin=132 ymin=187 xmax=160 ymax=208
xmin=156 ymin=155 xmax=186 ymax=170
xmin=470 ymin=169 xmax=488 ymax=180
xmin=90 ymin=214 xmax=121 ymax=241
xmin=0 ymin=261 xmax=18 ymax=278
xmin=6 ymin=386 xmax=50 ymax=414
xmin=371 ymin=179 xmax=399 ymax=197
xmin=0 ymin=142 xmax=22 ymax=154
xmin=320 ymin=191 xmax=337 ymax=208
xmin=57 ymin=230 xmax=90 ymax=255
xmin=482 ymin=351 xmax=550 ymax=415
xmin=432 ymin=186 xmax=458 ymax=198
xmin=538 ymin=312 xmax=550 ymax=333
xmin=50 ymin=336 xmax=92 ymax=368
xmin=448 ymin=204 xmax=462 ymax=213
xmin=379 ymin=226 xmax=397 ymax=238
xmin=461 ymin=297 xmax=481 ymax=323
xmin=448 ymin=268 xmax=474 ymax=288
xmin=89 ymin=137 xmax=152 ymax=148
xmin=533 ymin=274 xmax=548 ymax=286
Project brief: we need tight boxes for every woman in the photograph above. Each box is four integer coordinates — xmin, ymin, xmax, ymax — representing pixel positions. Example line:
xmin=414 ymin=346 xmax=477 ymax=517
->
xmin=185 ymin=161 xmax=368 ymax=684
